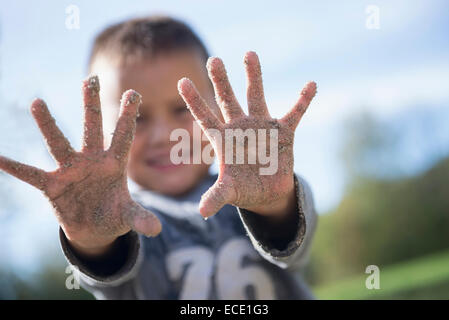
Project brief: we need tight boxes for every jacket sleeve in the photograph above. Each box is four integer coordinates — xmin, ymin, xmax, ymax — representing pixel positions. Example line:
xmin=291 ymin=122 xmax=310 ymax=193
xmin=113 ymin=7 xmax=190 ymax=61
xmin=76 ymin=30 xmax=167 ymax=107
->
xmin=59 ymin=227 xmax=144 ymax=299
xmin=236 ymin=174 xmax=318 ymax=271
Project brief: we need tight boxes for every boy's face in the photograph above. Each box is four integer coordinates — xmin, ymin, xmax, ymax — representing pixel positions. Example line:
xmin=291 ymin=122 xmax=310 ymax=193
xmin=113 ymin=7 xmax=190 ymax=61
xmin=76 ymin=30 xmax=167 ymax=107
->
xmin=91 ymin=50 xmax=217 ymax=195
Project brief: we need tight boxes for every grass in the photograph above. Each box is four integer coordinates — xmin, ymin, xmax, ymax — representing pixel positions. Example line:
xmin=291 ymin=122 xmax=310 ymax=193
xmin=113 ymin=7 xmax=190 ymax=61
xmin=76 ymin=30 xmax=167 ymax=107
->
xmin=312 ymin=250 xmax=449 ymax=299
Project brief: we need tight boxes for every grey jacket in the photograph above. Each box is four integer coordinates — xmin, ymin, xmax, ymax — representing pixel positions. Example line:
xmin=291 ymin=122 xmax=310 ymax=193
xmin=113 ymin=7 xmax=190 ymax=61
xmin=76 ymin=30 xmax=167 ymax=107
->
xmin=59 ymin=174 xmax=317 ymax=299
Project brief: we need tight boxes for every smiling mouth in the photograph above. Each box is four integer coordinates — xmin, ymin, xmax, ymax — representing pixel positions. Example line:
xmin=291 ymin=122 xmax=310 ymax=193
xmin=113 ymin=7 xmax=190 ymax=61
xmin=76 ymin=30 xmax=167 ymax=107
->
xmin=145 ymin=158 xmax=185 ymax=171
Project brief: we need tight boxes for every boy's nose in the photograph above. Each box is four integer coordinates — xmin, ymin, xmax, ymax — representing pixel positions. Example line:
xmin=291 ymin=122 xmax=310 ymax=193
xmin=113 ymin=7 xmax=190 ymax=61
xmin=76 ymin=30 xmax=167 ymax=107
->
xmin=147 ymin=119 xmax=175 ymax=147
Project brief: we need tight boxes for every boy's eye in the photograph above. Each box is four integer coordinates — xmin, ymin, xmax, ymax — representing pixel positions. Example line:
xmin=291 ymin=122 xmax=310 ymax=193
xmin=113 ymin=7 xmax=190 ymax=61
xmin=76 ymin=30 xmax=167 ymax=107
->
xmin=173 ymin=105 xmax=189 ymax=115
xmin=136 ymin=115 xmax=146 ymax=123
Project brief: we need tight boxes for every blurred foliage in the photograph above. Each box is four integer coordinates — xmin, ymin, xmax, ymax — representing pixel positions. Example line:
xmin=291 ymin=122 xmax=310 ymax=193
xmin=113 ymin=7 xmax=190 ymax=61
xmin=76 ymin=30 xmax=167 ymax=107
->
xmin=306 ymin=155 xmax=449 ymax=284
xmin=0 ymin=268 xmax=94 ymax=300
xmin=313 ymin=250 xmax=449 ymax=299
xmin=305 ymin=112 xmax=449 ymax=298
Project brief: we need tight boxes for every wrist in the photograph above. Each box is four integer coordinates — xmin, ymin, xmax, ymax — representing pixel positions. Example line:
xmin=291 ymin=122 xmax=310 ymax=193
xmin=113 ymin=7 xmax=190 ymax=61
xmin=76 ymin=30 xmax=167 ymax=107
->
xmin=240 ymin=185 xmax=299 ymax=246
xmin=244 ymin=181 xmax=296 ymax=220
xmin=66 ymin=236 xmax=118 ymax=259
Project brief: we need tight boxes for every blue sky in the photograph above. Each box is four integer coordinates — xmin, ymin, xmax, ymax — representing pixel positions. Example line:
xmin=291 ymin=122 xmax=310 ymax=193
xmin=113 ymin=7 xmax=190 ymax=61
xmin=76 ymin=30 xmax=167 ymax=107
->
xmin=0 ymin=0 xmax=448 ymax=272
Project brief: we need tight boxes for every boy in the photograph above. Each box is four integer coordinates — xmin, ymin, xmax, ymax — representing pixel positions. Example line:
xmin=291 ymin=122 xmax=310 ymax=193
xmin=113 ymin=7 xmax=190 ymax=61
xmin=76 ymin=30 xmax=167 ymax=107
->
xmin=0 ymin=16 xmax=317 ymax=299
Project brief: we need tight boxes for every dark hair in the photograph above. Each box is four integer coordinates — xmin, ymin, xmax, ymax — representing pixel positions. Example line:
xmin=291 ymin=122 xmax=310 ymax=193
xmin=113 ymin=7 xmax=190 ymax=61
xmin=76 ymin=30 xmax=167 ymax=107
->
xmin=88 ymin=16 xmax=210 ymax=71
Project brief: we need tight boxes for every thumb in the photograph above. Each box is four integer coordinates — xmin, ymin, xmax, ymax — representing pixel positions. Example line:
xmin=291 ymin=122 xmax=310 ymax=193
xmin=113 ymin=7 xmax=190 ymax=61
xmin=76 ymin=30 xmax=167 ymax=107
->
xmin=125 ymin=202 xmax=162 ymax=237
xmin=199 ymin=179 xmax=234 ymax=218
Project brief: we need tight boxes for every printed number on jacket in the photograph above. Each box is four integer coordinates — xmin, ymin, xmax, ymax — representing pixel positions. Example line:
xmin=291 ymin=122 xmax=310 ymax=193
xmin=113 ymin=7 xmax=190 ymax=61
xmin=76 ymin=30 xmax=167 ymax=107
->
xmin=166 ymin=237 xmax=275 ymax=299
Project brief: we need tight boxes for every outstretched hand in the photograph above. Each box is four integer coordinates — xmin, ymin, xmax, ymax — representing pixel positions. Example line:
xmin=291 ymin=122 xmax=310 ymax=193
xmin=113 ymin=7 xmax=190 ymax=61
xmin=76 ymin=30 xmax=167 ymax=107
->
xmin=178 ymin=51 xmax=316 ymax=219
xmin=0 ymin=76 xmax=161 ymax=255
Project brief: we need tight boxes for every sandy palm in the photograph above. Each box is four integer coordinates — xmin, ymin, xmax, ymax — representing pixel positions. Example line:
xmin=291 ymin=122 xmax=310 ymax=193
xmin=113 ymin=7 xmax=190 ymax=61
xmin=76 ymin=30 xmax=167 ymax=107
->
xmin=178 ymin=51 xmax=317 ymax=218
xmin=0 ymin=76 xmax=161 ymax=252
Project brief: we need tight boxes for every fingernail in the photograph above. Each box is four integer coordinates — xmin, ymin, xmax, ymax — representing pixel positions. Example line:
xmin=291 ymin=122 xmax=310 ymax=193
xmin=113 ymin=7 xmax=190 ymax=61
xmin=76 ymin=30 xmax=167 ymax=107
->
xmin=86 ymin=75 xmax=100 ymax=96
xmin=31 ymin=98 xmax=46 ymax=110
xmin=206 ymin=56 xmax=221 ymax=71
xmin=244 ymin=51 xmax=254 ymax=64
xmin=122 ymin=90 xmax=142 ymax=106
xmin=179 ymin=77 xmax=195 ymax=92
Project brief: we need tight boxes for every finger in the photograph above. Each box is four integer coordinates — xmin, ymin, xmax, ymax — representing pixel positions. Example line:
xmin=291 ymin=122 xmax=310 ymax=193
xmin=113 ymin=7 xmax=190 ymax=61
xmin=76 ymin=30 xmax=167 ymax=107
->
xmin=280 ymin=81 xmax=317 ymax=130
xmin=178 ymin=78 xmax=223 ymax=131
xmin=199 ymin=178 xmax=234 ymax=218
xmin=207 ymin=57 xmax=245 ymax=122
xmin=108 ymin=90 xmax=142 ymax=160
xmin=244 ymin=51 xmax=270 ymax=118
xmin=0 ymin=155 xmax=48 ymax=190
xmin=82 ymin=75 xmax=104 ymax=153
xmin=30 ymin=99 xmax=75 ymax=167
xmin=124 ymin=202 xmax=162 ymax=237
